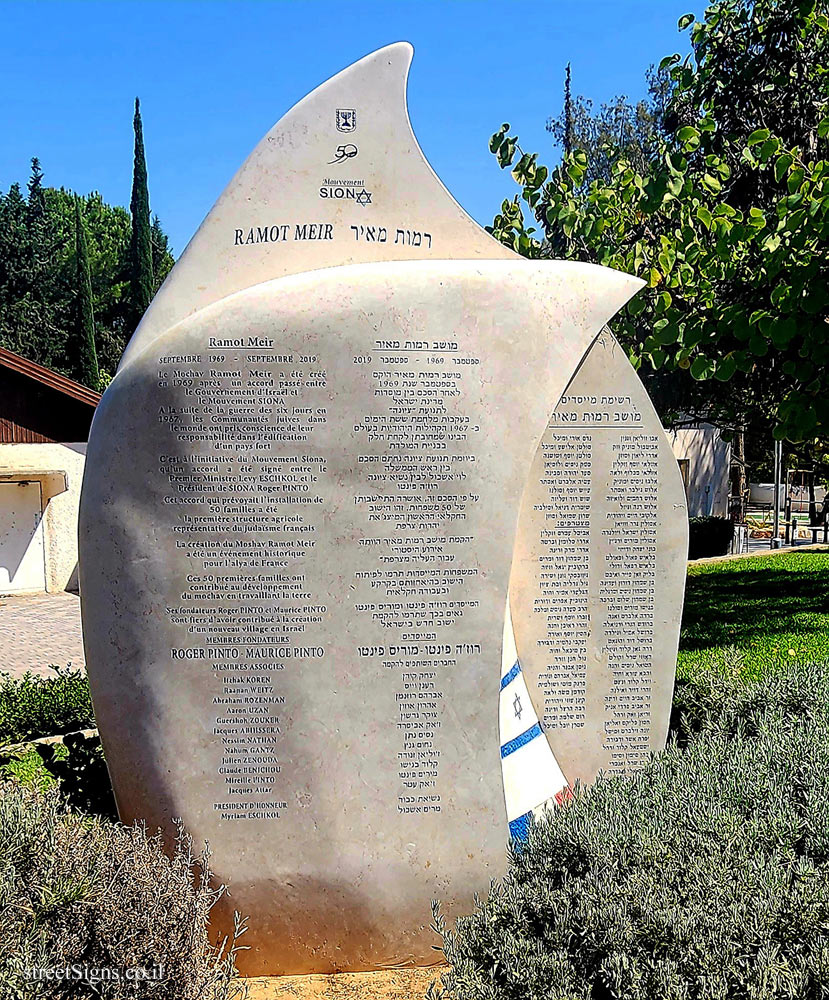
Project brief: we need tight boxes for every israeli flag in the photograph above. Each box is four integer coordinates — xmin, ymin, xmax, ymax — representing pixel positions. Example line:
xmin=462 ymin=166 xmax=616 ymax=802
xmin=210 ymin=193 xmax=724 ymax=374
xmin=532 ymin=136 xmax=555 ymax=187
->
xmin=500 ymin=600 xmax=570 ymax=842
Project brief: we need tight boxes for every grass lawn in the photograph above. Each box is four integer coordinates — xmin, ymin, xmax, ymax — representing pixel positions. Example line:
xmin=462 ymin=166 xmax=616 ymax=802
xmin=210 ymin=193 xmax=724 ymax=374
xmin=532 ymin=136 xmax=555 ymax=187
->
xmin=678 ymin=549 xmax=829 ymax=681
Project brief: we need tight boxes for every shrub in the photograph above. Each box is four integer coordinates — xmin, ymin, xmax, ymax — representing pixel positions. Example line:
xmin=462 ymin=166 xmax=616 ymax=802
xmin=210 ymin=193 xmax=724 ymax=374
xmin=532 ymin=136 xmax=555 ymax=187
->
xmin=0 ymin=744 xmax=57 ymax=794
xmin=688 ymin=515 xmax=734 ymax=559
xmin=0 ymin=669 xmax=94 ymax=744
xmin=0 ymin=783 xmax=246 ymax=999
xmin=43 ymin=731 xmax=117 ymax=818
xmin=0 ymin=731 xmax=118 ymax=819
xmin=432 ymin=661 xmax=829 ymax=1000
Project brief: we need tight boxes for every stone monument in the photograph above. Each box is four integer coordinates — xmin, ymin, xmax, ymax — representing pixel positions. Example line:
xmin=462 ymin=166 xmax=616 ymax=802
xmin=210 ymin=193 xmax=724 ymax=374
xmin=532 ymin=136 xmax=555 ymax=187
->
xmin=79 ymin=43 xmax=688 ymax=975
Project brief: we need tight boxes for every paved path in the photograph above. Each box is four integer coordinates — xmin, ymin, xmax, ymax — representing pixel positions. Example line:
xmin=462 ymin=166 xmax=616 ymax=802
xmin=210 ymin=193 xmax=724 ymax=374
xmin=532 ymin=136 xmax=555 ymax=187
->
xmin=0 ymin=592 xmax=85 ymax=678
xmin=244 ymin=967 xmax=446 ymax=999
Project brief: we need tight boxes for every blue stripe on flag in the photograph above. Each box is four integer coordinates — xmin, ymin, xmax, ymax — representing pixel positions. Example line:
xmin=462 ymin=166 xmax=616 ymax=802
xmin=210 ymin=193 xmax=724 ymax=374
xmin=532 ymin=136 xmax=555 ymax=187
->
xmin=500 ymin=723 xmax=543 ymax=759
xmin=508 ymin=811 xmax=532 ymax=843
xmin=499 ymin=660 xmax=521 ymax=690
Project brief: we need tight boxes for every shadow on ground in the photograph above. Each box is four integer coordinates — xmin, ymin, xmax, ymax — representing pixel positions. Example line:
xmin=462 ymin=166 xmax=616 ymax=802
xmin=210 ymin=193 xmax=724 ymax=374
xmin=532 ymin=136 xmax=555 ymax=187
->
xmin=680 ymin=551 xmax=829 ymax=657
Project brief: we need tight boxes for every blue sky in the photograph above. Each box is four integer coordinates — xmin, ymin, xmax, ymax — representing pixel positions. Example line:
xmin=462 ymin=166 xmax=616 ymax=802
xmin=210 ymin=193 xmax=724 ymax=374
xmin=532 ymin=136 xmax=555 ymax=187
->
xmin=0 ymin=1 xmax=700 ymax=255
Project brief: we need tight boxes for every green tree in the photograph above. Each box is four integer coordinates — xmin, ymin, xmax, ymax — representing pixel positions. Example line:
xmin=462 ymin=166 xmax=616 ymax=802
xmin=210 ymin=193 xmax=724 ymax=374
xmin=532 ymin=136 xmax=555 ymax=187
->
xmin=71 ymin=196 xmax=100 ymax=389
xmin=0 ymin=173 xmax=66 ymax=368
xmin=26 ymin=157 xmax=46 ymax=227
xmin=546 ymin=65 xmax=673 ymax=187
xmin=0 ymin=181 xmax=174 ymax=379
xmin=127 ymin=97 xmax=153 ymax=334
xmin=150 ymin=214 xmax=174 ymax=289
xmin=0 ymin=183 xmax=35 ymax=352
xmin=45 ymin=188 xmax=131 ymax=376
xmin=489 ymin=0 xmax=829 ymax=443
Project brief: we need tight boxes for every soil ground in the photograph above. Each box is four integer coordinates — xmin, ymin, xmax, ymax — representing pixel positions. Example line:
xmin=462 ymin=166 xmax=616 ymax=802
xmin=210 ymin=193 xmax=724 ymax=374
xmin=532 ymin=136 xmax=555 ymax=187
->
xmin=242 ymin=967 xmax=447 ymax=999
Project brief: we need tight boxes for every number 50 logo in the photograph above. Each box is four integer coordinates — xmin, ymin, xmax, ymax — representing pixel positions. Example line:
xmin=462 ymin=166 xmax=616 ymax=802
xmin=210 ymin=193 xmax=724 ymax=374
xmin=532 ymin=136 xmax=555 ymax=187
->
xmin=329 ymin=143 xmax=358 ymax=164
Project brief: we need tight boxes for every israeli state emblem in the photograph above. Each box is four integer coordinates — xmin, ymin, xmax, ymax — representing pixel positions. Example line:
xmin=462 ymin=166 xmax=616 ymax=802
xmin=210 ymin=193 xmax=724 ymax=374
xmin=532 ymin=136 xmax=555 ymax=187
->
xmin=336 ymin=108 xmax=356 ymax=132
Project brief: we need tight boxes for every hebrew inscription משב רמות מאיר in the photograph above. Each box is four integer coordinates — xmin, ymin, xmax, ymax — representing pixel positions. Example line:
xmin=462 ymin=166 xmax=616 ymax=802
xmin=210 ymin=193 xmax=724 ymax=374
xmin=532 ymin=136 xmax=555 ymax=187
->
xmin=79 ymin=43 xmax=688 ymax=976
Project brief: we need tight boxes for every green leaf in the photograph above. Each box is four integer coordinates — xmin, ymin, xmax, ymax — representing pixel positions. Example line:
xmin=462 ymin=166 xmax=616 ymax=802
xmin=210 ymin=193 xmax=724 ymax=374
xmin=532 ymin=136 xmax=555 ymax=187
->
xmin=627 ymin=294 xmax=646 ymax=316
xmin=747 ymin=128 xmax=771 ymax=146
xmin=787 ymin=167 xmax=805 ymax=193
xmin=678 ymin=12 xmax=695 ymax=29
xmin=770 ymin=283 xmax=790 ymax=309
xmin=701 ymin=173 xmax=722 ymax=194
xmin=748 ymin=207 xmax=766 ymax=228
xmin=758 ymin=137 xmax=781 ymax=163
xmin=497 ymin=137 xmax=517 ymax=169
xmin=774 ymin=153 xmax=794 ymax=183
xmin=489 ymin=123 xmax=510 ymax=153
xmin=659 ymin=53 xmax=680 ymax=71
xmin=677 ymin=125 xmax=700 ymax=145
xmin=696 ymin=206 xmax=713 ymax=229
xmin=690 ymin=356 xmax=714 ymax=380
xmin=655 ymin=320 xmax=679 ymax=345
xmin=769 ymin=317 xmax=797 ymax=348
xmin=667 ymin=173 xmax=683 ymax=196
xmin=818 ymin=117 xmax=829 ymax=139
xmin=714 ymin=355 xmax=737 ymax=381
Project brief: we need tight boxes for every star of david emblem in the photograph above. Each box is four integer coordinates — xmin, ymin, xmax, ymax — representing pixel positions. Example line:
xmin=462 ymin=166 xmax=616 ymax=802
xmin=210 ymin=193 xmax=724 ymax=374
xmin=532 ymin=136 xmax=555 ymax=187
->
xmin=513 ymin=693 xmax=523 ymax=720
xmin=355 ymin=189 xmax=372 ymax=205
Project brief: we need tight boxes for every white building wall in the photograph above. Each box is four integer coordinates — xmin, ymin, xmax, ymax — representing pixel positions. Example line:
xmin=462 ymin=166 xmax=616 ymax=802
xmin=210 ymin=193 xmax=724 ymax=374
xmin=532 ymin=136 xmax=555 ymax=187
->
xmin=0 ymin=443 xmax=87 ymax=592
xmin=667 ymin=424 xmax=731 ymax=517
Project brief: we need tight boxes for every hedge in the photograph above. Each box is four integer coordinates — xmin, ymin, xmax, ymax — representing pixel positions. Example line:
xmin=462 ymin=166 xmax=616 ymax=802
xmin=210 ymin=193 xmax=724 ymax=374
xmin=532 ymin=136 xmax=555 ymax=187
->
xmin=0 ymin=783 xmax=246 ymax=999
xmin=432 ymin=660 xmax=829 ymax=1000
xmin=0 ymin=669 xmax=94 ymax=744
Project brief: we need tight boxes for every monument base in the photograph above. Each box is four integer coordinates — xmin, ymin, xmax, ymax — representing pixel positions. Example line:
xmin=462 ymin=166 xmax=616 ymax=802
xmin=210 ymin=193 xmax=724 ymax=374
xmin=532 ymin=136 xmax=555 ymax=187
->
xmin=242 ymin=965 xmax=447 ymax=999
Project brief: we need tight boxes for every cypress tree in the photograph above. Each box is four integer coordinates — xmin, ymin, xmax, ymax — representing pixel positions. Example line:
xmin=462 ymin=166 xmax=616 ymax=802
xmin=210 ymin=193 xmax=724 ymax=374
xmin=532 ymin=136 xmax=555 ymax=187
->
xmin=563 ymin=63 xmax=573 ymax=158
xmin=128 ymin=97 xmax=153 ymax=332
xmin=73 ymin=196 xmax=100 ymax=389
xmin=27 ymin=157 xmax=46 ymax=223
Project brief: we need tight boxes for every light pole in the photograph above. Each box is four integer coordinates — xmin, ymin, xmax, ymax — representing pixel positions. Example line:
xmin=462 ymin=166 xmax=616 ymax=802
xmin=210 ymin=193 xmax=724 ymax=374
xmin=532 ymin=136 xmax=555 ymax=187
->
xmin=771 ymin=437 xmax=783 ymax=549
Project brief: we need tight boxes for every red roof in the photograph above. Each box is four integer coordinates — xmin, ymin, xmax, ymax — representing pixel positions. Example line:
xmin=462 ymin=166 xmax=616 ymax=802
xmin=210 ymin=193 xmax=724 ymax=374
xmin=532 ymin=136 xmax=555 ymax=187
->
xmin=0 ymin=347 xmax=101 ymax=407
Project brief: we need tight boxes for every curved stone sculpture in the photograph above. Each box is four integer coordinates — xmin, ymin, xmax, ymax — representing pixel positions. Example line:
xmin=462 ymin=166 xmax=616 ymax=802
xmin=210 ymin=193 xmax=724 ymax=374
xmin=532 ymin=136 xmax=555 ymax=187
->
xmin=79 ymin=43 xmax=687 ymax=975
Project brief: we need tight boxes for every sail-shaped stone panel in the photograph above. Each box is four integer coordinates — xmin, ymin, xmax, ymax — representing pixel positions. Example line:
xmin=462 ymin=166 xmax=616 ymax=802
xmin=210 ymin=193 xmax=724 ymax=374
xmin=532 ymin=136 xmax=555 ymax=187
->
xmin=119 ymin=42 xmax=512 ymax=371
xmin=81 ymin=261 xmax=640 ymax=973
xmin=80 ymin=43 xmax=687 ymax=975
xmin=509 ymin=332 xmax=687 ymax=788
